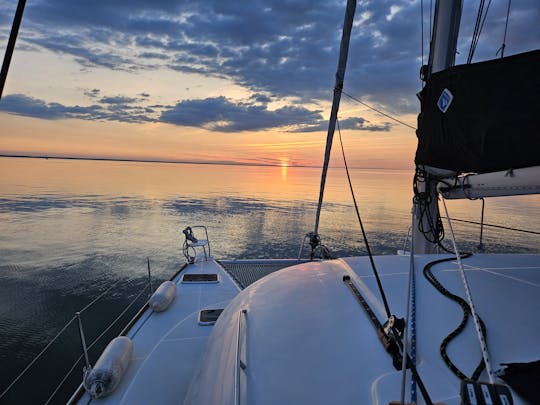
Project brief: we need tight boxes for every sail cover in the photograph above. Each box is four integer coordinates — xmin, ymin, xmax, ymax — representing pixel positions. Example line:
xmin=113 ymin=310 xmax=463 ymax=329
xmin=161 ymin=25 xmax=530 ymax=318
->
xmin=415 ymin=50 xmax=540 ymax=173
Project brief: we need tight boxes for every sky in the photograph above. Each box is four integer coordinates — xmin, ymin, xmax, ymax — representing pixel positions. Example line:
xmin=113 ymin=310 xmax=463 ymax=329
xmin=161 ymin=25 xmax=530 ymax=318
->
xmin=0 ymin=0 xmax=539 ymax=168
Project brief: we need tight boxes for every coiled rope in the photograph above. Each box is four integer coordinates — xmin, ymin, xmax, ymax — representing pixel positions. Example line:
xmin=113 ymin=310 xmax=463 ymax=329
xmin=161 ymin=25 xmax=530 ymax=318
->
xmin=440 ymin=196 xmax=496 ymax=383
xmin=422 ymin=253 xmax=488 ymax=381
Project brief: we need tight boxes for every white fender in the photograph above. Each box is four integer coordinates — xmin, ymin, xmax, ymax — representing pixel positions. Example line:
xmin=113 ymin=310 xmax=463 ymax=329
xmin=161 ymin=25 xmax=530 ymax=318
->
xmin=149 ymin=281 xmax=177 ymax=312
xmin=84 ymin=336 xmax=133 ymax=398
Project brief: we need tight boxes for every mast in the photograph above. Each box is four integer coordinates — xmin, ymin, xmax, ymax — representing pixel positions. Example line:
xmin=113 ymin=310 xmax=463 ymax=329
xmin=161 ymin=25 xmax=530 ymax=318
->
xmin=311 ymin=0 xmax=356 ymax=252
xmin=413 ymin=0 xmax=462 ymax=254
xmin=0 ymin=0 xmax=27 ymax=100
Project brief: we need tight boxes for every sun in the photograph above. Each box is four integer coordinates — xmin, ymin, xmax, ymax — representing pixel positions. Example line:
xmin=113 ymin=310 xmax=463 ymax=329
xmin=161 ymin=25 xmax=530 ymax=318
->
xmin=279 ymin=157 xmax=289 ymax=181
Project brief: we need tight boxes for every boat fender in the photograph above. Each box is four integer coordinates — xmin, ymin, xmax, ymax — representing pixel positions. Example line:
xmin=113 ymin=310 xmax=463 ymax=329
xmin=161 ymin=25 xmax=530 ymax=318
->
xmin=84 ymin=336 xmax=133 ymax=399
xmin=149 ymin=281 xmax=177 ymax=312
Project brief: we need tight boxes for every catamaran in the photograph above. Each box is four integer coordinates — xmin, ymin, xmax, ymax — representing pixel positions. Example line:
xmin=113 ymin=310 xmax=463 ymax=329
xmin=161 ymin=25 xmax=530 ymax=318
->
xmin=1 ymin=0 xmax=538 ymax=404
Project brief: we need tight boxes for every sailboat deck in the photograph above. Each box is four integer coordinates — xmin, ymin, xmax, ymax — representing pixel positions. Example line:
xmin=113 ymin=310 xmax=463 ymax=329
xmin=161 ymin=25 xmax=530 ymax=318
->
xmin=72 ymin=253 xmax=539 ymax=404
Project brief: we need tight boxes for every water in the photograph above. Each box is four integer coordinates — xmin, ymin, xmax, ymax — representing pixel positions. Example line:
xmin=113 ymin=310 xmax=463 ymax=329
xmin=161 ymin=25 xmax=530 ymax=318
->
xmin=0 ymin=157 xmax=538 ymax=403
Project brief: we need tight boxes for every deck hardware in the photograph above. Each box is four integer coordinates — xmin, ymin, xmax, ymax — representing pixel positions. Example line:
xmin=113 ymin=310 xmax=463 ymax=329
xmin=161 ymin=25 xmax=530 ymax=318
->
xmin=75 ymin=312 xmax=92 ymax=373
xmin=343 ymin=275 xmax=434 ymax=405
xmin=182 ymin=273 xmax=219 ymax=283
xmin=182 ymin=226 xmax=211 ymax=263
xmin=198 ymin=309 xmax=224 ymax=325
xmin=342 ymin=275 xmax=403 ymax=370
xmin=235 ymin=309 xmax=248 ymax=405
xmin=460 ymin=381 xmax=513 ymax=405
xmin=147 ymin=257 xmax=153 ymax=295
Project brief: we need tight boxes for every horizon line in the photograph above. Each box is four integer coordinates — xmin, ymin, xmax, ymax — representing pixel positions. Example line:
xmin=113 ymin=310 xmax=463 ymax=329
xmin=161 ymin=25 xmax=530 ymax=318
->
xmin=0 ymin=153 xmax=412 ymax=171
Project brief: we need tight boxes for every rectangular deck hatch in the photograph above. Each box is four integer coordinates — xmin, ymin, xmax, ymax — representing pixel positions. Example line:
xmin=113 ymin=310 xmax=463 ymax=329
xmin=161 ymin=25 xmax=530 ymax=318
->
xmin=182 ymin=273 xmax=219 ymax=283
xmin=198 ymin=309 xmax=224 ymax=325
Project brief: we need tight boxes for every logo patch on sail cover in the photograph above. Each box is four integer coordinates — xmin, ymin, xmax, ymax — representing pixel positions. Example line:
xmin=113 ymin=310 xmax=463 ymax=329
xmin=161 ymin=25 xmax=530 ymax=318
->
xmin=437 ymin=88 xmax=453 ymax=113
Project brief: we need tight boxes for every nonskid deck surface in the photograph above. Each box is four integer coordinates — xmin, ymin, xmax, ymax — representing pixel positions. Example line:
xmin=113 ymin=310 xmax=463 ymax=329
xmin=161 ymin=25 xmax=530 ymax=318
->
xmin=343 ymin=253 xmax=540 ymax=404
xmin=75 ymin=254 xmax=539 ymax=404
xmin=184 ymin=253 xmax=539 ymax=405
xmin=76 ymin=258 xmax=240 ymax=405
xmin=74 ymin=258 xmax=298 ymax=405
xmin=220 ymin=259 xmax=308 ymax=288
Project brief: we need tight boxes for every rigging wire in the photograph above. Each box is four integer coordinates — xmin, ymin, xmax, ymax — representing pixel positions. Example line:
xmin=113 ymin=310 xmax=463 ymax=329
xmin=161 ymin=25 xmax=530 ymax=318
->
xmin=337 ymin=119 xmax=391 ymax=318
xmin=467 ymin=0 xmax=486 ymax=63
xmin=443 ymin=217 xmax=540 ymax=236
xmin=468 ymin=0 xmax=493 ymax=63
xmin=341 ymin=90 xmax=417 ymax=130
xmin=497 ymin=0 xmax=512 ymax=58
xmin=429 ymin=0 xmax=433 ymax=42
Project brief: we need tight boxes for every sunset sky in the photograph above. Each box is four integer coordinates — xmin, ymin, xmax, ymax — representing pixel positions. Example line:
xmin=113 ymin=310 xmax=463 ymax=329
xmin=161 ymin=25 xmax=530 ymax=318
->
xmin=1 ymin=0 xmax=538 ymax=168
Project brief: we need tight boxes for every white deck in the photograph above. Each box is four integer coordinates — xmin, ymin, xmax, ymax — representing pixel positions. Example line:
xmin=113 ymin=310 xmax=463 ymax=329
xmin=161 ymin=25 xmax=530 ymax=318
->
xmin=185 ymin=254 xmax=539 ymax=405
xmin=74 ymin=253 xmax=540 ymax=405
xmin=74 ymin=258 xmax=240 ymax=405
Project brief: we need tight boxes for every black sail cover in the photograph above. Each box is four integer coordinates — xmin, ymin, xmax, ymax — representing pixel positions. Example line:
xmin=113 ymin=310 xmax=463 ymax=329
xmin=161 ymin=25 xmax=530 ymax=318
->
xmin=415 ymin=50 xmax=540 ymax=173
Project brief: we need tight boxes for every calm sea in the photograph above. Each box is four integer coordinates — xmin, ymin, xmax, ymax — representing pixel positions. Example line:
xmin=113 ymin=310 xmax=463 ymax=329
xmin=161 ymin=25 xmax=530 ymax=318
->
xmin=1 ymin=157 xmax=539 ymax=403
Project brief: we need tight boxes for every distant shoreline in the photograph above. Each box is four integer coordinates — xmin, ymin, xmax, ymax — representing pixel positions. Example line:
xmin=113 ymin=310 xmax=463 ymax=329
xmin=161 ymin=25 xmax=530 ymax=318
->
xmin=0 ymin=154 xmax=411 ymax=171
xmin=0 ymin=153 xmax=316 ymax=169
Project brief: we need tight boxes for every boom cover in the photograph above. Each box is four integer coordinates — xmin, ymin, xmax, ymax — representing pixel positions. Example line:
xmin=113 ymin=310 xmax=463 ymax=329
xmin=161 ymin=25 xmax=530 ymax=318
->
xmin=415 ymin=50 xmax=540 ymax=173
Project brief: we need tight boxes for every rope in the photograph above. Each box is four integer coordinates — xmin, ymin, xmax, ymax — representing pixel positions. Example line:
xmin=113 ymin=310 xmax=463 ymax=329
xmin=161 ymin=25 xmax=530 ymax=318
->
xmin=400 ymin=214 xmax=417 ymax=404
xmin=337 ymin=119 xmax=391 ymax=318
xmin=409 ymin=219 xmax=418 ymax=402
xmin=0 ymin=315 xmax=77 ymax=400
xmin=423 ymin=254 xmax=487 ymax=381
xmin=342 ymin=90 xmax=417 ymax=130
xmin=440 ymin=197 xmax=495 ymax=383
xmin=413 ymin=167 xmax=451 ymax=253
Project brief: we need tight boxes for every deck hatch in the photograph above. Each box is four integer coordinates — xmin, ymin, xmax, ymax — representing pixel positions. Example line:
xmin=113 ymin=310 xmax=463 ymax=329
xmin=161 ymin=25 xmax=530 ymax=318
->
xmin=182 ymin=273 xmax=219 ymax=283
xmin=198 ymin=309 xmax=224 ymax=325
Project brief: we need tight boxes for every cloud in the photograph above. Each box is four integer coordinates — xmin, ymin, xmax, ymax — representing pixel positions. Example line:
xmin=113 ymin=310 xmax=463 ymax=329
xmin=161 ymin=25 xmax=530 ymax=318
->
xmin=99 ymin=96 xmax=139 ymax=104
xmin=84 ymin=88 xmax=101 ymax=98
xmin=2 ymin=0 xmax=538 ymax=117
xmin=160 ymin=96 xmax=323 ymax=132
xmin=289 ymin=117 xmax=391 ymax=133
xmin=0 ymin=91 xmax=396 ymax=133
xmin=0 ymin=94 xmax=154 ymax=123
